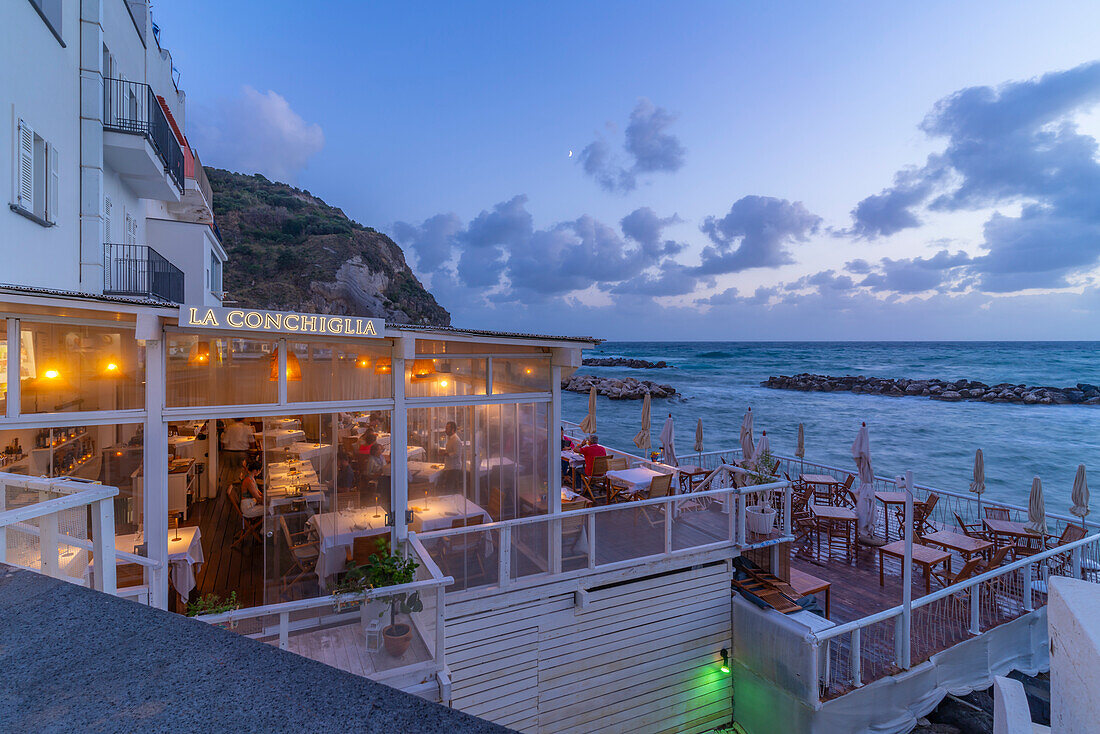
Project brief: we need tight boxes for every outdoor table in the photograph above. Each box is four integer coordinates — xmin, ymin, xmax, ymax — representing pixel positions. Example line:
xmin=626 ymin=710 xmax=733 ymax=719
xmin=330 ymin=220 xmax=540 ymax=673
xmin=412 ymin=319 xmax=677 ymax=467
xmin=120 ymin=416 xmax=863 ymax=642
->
xmin=676 ymin=464 xmax=710 ymax=493
xmin=307 ymin=506 xmax=389 ymax=583
xmin=408 ymin=461 xmax=445 ymax=485
xmin=114 ymin=527 xmax=203 ymax=601
xmin=789 ymin=567 xmax=831 ymax=619
xmin=922 ymin=529 xmax=993 ymax=567
xmin=168 ymin=435 xmax=199 ymax=459
xmin=561 ymin=449 xmax=584 ymax=488
xmin=878 ymin=540 xmax=951 ymax=594
xmin=802 ymin=474 xmax=840 ymax=506
xmin=268 ymin=418 xmax=302 ymax=430
xmin=606 ymin=467 xmax=664 ymax=502
xmin=383 ymin=445 xmax=426 ymax=462
xmin=253 ymin=428 xmax=306 ymax=448
xmin=409 ymin=494 xmax=491 ymax=533
xmin=810 ymin=504 xmax=857 ymax=563
xmin=983 ymin=518 xmax=1045 ymax=557
xmin=267 ymin=459 xmax=315 ymax=481
xmin=875 ymin=491 xmax=910 ymax=541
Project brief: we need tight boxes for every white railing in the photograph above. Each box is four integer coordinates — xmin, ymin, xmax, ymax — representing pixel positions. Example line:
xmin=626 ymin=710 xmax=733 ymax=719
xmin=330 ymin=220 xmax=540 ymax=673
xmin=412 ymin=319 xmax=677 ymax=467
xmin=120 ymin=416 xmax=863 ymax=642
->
xmin=807 ymin=531 xmax=1100 ymax=700
xmin=195 ymin=533 xmax=452 ymax=685
xmin=416 ymin=474 xmax=793 ymax=595
xmin=0 ymin=473 xmax=122 ymax=595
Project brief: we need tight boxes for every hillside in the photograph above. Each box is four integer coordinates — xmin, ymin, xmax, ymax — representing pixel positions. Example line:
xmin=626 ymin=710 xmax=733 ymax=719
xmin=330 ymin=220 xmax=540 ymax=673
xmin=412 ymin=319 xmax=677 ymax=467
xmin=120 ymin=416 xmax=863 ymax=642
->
xmin=207 ymin=168 xmax=450 ymax=326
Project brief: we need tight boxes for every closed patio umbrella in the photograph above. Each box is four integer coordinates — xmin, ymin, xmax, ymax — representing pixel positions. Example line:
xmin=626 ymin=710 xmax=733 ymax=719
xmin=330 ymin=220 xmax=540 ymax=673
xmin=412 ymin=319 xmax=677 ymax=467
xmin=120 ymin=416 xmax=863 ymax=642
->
xmin=1025 ymin=476 xmax=1046 ymax=535
xmin=795 ymin=423 xmax=805 ymax=474
xmin=579 ymin=386 xmax=597 ymax=435
xmin=969 ymin=449 xmax=986 ymax=516
xmin=659 ymin=414 xmax=677 ymax=467
xmin=852 ymin=423 xmax=876 ymax=540
xmin=633 ymin=392 xmax=652 ymax=454
xmin=739 ymin=408 xmax=755 ymax=465
xmin=1070 ymin=464 xmax=1089 ymax=526
xmin=694 ymin=418 xmax=704 ymax=456
xmin=754 ymin=430 xmax=771 ymax=468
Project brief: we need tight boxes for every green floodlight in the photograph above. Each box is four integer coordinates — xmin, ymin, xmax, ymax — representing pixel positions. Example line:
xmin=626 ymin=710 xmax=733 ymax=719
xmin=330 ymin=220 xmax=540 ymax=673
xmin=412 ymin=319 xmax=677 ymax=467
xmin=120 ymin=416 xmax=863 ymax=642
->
xmin=719 ymin=648 xmax=731 ymax=674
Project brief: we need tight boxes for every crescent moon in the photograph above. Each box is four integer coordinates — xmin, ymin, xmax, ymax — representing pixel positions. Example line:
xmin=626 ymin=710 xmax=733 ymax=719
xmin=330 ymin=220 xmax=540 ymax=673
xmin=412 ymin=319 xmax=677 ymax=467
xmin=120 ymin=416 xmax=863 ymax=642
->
xmin=568 ymin=150 xmax=573 ymax=158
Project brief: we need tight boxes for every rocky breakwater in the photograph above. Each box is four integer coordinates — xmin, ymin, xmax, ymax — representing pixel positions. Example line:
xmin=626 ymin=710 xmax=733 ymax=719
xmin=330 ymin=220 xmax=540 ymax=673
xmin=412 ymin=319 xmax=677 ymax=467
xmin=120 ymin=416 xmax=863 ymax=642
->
xmin=582 ymin=357 xmax=670 ymax=368
xmin=562 ymin=373 xmax=679 ymax=400
xmin=761 ymin=374 xmax=1100 ymax=406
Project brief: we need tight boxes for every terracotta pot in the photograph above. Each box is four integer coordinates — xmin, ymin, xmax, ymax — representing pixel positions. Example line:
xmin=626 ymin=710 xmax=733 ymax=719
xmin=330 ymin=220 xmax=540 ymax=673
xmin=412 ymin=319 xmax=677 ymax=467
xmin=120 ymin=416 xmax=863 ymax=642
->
xmin=383 ymin=623 xmax=412 ymax=657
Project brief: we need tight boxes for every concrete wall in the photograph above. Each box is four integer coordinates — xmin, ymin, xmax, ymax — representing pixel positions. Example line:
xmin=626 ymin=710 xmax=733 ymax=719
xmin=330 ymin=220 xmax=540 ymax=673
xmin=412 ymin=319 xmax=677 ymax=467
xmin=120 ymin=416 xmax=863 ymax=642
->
xmin=146 ymin=217 xmax=222 ymax=305
xmin=1047 ymin=577 xmax=1100 ymax=734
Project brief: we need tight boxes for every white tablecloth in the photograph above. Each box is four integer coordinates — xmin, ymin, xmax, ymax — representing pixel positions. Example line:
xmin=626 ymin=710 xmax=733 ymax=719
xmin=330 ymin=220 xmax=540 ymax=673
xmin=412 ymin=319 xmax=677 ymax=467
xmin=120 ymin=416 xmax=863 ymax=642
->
xmin=606 ymin=467 xmax=664 ymax=494
xmin=479 ymin=457 xmax=516 ymax=472
xmin=168 ymin=435 xmax=200 ymax=459
xmin=255 ymin=429 xmax=306 ymax=448
xmin=408 ymin=461 xmax=445 ymax=484
xmin=307 ymin=507 xmax=389 ymax=579
xmin=267 ymin=460 xmax=315 ymax=481
xmin=384 ymin=444 xmax=426 ymax=462
xmin=269 ymin=418 xmax=302 ymax=430
xmin=114 ymin=527 xmax=203 ymax=599
xmin=561 ymin=450 xmax=585 ymax=467
xmin=289 ymin=441 xmax=330 ymax=460
xmin=409 ymin=494 xmax=491 ymax=533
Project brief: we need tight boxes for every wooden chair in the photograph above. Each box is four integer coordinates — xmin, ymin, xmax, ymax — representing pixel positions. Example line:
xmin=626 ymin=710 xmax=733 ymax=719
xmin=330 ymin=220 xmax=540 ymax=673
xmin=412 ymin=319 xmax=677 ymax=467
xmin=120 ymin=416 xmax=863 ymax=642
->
xmin=278 ymin=515 xmax=319 ymax=595
xmin=791 ymin=488 xmax=816 ymax=555
xmin=346 ymin=531 xmax=392 ymax=567
xmin=955 ymin=512 xmax=988 ymax=541
xmin=984 ymin=506 xmax=1010 ymax=521
xmin=636 ymin=473 xmax=674 ymax=528
xmin=932 ymin=556 xmax=984 ymax=588
xmin=832 ymin=475 xmax=856 ymax=508
xmin=606 ymin=456 xmax=629 ymax=471
xmin=895 ymin=493 xmax=939 ymax=540
xmin=580 ymin=455 xmax=611 ymax=504
xmin=443 ymin=516 xmax=489 ymax=584
xmin=228 ymin=485 xmax=263 ymax=548
xmin=1046 ymin=525 xmax=1088 ymax=576
xmin=977 ymin=543 xmax=1013 ymax=573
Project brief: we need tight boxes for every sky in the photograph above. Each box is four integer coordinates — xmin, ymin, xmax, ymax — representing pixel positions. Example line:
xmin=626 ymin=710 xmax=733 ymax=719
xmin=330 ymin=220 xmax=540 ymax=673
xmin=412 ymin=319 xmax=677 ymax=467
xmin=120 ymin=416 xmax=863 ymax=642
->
xmin=155 ymin=1 xmax=1100 ymax=340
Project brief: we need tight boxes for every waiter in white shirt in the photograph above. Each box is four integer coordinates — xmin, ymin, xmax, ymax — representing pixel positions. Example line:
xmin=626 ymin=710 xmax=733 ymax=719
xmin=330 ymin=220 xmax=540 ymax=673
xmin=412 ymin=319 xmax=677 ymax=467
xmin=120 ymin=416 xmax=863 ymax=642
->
xmin=219 ymin=418 xmax=256 ymax=493
xmin=440 ymin=421 xmax=463 ymax=493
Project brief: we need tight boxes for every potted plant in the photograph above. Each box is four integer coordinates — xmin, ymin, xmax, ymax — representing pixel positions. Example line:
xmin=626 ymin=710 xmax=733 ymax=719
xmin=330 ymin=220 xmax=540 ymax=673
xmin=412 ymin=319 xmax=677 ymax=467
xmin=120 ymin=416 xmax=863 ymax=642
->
xmin=187 ymin=591 xmax=240 ymax=629
xmin=745 ymin=451 xmax=780 ymax=535
xmin=331 ymin=562 xmax=369 ymax=613
xmin=360 ymin=539 xmax=424 ymax=657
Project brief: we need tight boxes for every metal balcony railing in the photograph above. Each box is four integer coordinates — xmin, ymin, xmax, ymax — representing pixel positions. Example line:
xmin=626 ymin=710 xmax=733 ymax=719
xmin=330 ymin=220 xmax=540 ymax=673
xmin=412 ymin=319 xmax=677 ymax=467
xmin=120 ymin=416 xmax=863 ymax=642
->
xmin=103 ymin=243 xmax=185 ymax=303
xmin=103 ymin=78 xmax=185 ymax=191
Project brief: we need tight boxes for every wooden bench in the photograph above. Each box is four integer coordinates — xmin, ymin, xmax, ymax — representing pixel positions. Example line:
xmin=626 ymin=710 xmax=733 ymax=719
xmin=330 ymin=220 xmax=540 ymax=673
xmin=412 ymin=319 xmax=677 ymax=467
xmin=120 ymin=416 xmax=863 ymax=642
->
xmin=789 ymin=568 xmax=831 ymax=619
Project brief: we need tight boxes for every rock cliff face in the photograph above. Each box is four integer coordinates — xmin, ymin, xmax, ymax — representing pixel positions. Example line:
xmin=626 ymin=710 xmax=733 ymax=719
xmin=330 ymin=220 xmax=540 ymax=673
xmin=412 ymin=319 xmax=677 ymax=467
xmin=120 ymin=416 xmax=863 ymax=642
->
xmin=762 ymin=374 xmax=1100 ymax=406
xmin=208 ymin=168 xmax=449 ymax=326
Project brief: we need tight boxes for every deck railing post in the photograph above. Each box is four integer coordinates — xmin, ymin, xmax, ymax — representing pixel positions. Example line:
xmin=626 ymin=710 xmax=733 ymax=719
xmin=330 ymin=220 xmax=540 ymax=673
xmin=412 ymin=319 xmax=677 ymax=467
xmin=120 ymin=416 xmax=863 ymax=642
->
xmin=664 ymin=497 xmax=673 ymax=554
xmin=894 ymin=612 xmax=911 ymax=669
xmin=809 ymin=638 xmax=821 ymax=706
xmin=1023 ymin=563 xmax=1034 ymax=611
xmin=969 ymin=583 xmax=980 ymax=635
xmin=783 ymin=485 xmax=792 ymax=537
xmin=279 ymin=612 xmax=289 ymax=650
xmin=435 ymin=583 xmax=447 ymax=671
xmin=1071 ymin=546 xmax=1082 ymax=579
xmin=850 ymin=628 xmax=862 ymax=687
xmin=498 ymin=526 xmax=512 ymax=588
xmin=38 ymin=510 xmax=60 ymax=579
xmin=737 ymin=495 xmax=747 ymax=546
xmin=90 ymin=497 xmax=117 ymax=594
xmin=587 ymin=513 xmax=596 ymax=569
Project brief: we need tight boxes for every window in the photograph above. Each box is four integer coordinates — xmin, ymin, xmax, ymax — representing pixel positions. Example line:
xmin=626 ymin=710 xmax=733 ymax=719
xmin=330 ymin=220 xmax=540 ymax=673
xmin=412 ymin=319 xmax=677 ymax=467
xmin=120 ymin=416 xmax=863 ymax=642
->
xmin=13 ymin=119 xmax=59 ymax=226
xmin=209 ymin=250 xmax=222 ymax=295
xmin=28 ymin=0 xmax=64 ymax=47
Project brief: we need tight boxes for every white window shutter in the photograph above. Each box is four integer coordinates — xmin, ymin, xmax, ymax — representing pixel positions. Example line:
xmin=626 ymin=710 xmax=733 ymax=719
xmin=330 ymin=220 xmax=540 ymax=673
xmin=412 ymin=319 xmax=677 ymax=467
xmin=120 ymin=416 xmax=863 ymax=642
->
xmin=17 ymin=119 xmax=34 ymax=210
xmin=130 ymin=212 xmax=138 ymax=243
xmin=104 ymin=195 xmax=112 ymax=241
xmin=47 ymin=143 xmax=59 ymax=223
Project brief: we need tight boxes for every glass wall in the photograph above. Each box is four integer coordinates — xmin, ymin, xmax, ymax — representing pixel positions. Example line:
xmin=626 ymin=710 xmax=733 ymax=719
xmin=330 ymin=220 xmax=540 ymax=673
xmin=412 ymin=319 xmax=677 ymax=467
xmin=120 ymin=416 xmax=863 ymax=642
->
xmin=166 ymin=334 xmax=277 ymax=407
xmin=288 ymin=341 xmax=392 ymax=403
xmin=405 ymin=358 xmax=487 ymax=398
xmin=491 ymin=357 xmax=551 ymax=394
xmin=0 ymin=318 xmax=6 ymax=415
xmin=18 ymin=322 xmax=144 ymax=413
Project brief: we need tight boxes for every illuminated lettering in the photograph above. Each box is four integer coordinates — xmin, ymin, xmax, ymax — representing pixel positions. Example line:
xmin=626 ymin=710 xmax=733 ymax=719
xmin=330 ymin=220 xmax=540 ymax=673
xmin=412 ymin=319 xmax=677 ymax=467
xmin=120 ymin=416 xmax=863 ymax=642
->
xmin=300 ymin=315 xmax=317 ymax=332
xmin=189 ymin=307 xmax=218 ymax=327
xmin=363 ymin=320 xmax=376 ymax=336
xmin=330 ymin=318 xmax=344 ymax=334
xmin=181 ymin=305 xmax=382 ymax=338
xmin=244 ymin=312 xmax=263 ymax=329
xmin=284 ymin=314 xmax=300 ymax=331
xmin=264 ymin=313 xmax=283 ymax=330
xmin=226 ymin=311 xmax=244 ymax=327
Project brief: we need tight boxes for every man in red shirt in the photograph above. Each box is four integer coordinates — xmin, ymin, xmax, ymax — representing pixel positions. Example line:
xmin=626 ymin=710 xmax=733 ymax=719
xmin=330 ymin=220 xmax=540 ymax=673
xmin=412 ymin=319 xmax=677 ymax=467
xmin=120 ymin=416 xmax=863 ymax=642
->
xmin=577 ymin=434 xmax=607 ymax=475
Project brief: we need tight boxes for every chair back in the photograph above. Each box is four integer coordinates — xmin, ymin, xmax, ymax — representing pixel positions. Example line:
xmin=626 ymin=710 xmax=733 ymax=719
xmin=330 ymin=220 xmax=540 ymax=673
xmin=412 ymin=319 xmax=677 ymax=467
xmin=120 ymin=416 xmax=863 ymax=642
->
xmin=450 ymin=517 xmax=467 ymax=530
xmin=985 ymin=544 xmax=1012 ymax=568
xmin=351 ymin=532 xmax=391 ymax=565
xmin=607 ymin=456 xmax=629 ymax=471
xmin=954 ymin=512 xmax=968 ymax=533
xmin=985 ymin=506 xmax=1010 ymax=521
xmin=840 ymin=475 xmax=855 ymax=492
xmin=228 ymin=485 xmax=245 ymax=520
xmin=952 ymin=557 xmax=984 ymax=584
xmin=649 ymin=473 xmax=673 ymax=498
xmin=278 ymin=515 xmax=295 ymax=551
xmin=1060 ymin=524 xmax=1087 ymax=545
xmin=924 ymin=493 xmax=940 ymax=514
xmin=591 ymin=455 xmax=610 ymax=477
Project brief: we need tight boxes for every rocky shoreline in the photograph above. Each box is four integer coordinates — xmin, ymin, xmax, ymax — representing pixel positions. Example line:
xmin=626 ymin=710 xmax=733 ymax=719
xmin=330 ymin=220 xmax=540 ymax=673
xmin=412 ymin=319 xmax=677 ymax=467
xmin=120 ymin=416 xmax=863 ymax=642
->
xmin=562 ymin=373 xmax=679 ymax=400
xmin=582 ymin=357 xmax=670 ymax=369
xmin=762 ymin=373 xmax=1100 ymax=405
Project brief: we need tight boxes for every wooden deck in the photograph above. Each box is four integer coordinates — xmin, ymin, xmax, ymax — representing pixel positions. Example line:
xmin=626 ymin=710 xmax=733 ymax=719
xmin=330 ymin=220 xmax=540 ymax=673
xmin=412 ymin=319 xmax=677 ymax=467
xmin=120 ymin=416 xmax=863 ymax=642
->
xmin=280 ymin=620 xmax=432 ymax=678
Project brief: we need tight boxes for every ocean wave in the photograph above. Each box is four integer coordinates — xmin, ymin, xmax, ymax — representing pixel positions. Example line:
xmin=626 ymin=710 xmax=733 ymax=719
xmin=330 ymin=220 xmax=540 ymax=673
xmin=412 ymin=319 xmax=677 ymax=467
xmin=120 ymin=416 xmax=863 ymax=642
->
xmin=696 ymin=351 xmax=734 ymax=359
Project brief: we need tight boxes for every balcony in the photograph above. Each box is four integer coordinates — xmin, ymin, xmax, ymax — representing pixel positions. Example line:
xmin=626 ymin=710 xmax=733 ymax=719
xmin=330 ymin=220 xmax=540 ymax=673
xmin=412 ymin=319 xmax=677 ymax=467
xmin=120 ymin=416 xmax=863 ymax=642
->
xmin=103 ymin=243 xmax=185 ymax=303
xmin=103 ymin=78 xmax=184 ymax=201
xmin=168 ymin=144 xmax=215 ymax=225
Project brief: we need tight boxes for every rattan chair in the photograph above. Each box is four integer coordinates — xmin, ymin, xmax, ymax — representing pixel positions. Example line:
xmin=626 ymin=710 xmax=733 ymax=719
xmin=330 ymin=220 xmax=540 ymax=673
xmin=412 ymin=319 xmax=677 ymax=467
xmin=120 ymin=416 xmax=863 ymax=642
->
xmin=228 ymin=484 xmax=262 ymax=548
xmin=636 ymin=473 xmax=674 ymax=528
xmin=278 ymin=515 xmax=319 ymax=595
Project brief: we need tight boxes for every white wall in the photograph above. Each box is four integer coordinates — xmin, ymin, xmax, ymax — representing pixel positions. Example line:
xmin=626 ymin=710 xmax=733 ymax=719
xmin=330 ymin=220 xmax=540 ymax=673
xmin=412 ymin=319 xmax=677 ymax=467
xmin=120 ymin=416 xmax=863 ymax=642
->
xmin=146 ymin=217 xmax=223 ymax=305
xmin=0 ymin=0 xmax=82 ymax=290
xmin=1048 ymin=577 xmax=1100 ymax=734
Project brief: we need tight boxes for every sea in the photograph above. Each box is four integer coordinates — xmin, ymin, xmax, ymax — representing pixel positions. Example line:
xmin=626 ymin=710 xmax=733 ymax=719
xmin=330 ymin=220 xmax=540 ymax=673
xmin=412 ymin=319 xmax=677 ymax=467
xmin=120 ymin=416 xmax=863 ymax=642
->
xmin=561 ymin=342 xmax=1100 ymax=513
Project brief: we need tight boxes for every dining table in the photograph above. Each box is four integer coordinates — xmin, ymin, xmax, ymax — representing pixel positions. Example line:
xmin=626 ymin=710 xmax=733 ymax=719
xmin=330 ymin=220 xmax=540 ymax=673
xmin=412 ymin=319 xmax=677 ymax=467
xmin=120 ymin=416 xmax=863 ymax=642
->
xmin=168 ymin=434 xmax=200 ymax=459
xmin=408 ymin=494 xmax=491 ymax=533
xmin=878 ymin=540 xmax=951 ymax=594
xmin=113 ymin=527 xmax=203 ymax=600
xmin=922 ymin=529 xmax=993 ymax=566
xmin=383 ymin=445 xmax=427 ymax=462
xmin=254 ymin=428 xmax=306 ymax=448
xmin=983 ymin=518 xmax=1045 ymax=556
xmin=561 ymin=449 xmax=585 ymax=488
xmin=408 ymin=461 xmax=445 ymax=485
xmin=675 ymin=464 xmax=710 ymax=493
xmin=874 ymin=491 xmax=910 ymax=540
xmin=289 ymin=441 xmax=331 ymax=461
xmin=306 ymin=506 xmax=390 ymax=583
xmin=801 ymin=474 xmax=840 ymax=505
xmin=810 ymin=504 xmax=858 ymax=562
xmin=605 ymin=467 xmax=665 ymax=502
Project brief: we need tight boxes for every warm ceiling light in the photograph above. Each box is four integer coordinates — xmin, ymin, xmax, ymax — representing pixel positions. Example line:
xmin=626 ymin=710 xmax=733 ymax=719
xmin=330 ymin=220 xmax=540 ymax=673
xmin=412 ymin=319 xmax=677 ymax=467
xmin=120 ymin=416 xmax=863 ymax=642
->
xmin=374 ymin=357 xmax=392 ymax=375
xmin=106 ymin=362 xmax=119 ymax=372
xmin=269 ymin=348 xmax=302 ymax=382
xmin=44 ymin=369 xmax=60 ymax=379
xmin=411 ymin=359 xmax=435 ymax=379
xmin=356 ymin=355 xmax=371 ymax=368
xmin=439 ymin=378 xmax=450 ymax=388
xmin=524 ymin=367 xmax=533 ymax=375
xmin=187 ymin=342 xmax=211 ymax=365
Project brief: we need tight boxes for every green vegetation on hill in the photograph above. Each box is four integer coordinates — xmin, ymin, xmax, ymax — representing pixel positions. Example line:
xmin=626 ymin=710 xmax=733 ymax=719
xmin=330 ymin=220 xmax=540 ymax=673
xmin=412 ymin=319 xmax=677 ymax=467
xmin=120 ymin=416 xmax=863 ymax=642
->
xmin=207 ymin=168 xmax=450 ymax=326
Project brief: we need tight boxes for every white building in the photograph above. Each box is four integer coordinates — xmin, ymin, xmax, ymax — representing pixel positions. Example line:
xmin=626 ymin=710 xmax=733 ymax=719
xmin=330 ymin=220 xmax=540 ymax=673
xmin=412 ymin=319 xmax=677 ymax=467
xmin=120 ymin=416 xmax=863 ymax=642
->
xmin=2 ymin=0 xmax=224 ymax=304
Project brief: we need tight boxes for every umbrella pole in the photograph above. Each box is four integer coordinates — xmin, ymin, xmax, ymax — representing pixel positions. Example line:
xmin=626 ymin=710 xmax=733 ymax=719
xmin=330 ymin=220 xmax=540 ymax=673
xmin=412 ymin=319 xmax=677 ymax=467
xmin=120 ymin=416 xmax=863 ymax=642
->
xmin=901 ymin=470 xmax=914 ymax=670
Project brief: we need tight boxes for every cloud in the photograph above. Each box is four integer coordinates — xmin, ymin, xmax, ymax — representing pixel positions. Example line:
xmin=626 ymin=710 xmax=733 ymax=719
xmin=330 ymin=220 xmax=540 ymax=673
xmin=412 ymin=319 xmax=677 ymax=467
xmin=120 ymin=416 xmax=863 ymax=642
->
xmin=392 ymin=213 xmax=463 ymax=272
xmin=191 ymin=86 xmax=324 ymax=183
xmin=859 ymin=250 xmax=971 ymax=293
xmin=579 ymin=99 xmax=686 ymax=193
xmin=696 ymin=195 xmax=822 ymax=274
xmin=620 ymin=207 xmax=684 ymax=257
xmin=611 ymin=261 xmax=707 ymax=297
xmin=846 ymin=61 xmax=1100 ymax=291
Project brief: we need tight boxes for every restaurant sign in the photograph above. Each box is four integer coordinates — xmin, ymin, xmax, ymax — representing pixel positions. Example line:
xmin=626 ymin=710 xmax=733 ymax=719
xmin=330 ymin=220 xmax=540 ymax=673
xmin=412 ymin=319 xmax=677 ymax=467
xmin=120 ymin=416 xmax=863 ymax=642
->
xmin=183 ymin=306 xmax=384 ymax=338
